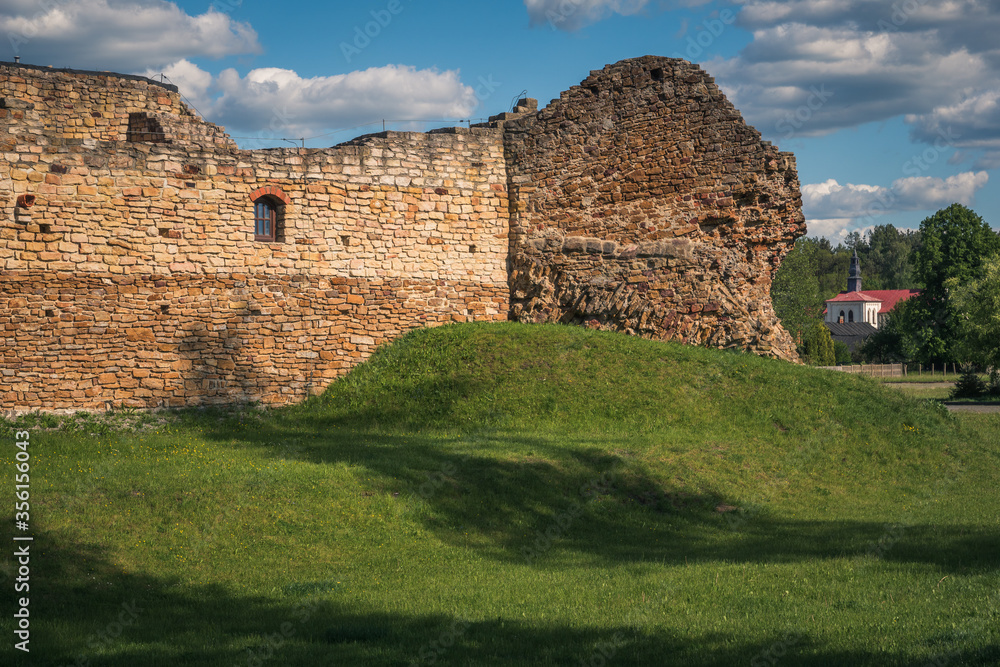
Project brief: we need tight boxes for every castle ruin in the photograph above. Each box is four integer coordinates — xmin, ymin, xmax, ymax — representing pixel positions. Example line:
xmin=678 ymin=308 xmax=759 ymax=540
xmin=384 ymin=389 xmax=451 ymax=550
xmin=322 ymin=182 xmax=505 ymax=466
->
xmin=0 ymin=56 xmax=805 ymax=413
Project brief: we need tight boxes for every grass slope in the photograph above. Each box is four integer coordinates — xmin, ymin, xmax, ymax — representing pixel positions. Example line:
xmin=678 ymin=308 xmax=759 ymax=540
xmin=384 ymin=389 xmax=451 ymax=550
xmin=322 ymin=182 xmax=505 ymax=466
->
xmin=3 ymin=322 xmax=999 ymax=666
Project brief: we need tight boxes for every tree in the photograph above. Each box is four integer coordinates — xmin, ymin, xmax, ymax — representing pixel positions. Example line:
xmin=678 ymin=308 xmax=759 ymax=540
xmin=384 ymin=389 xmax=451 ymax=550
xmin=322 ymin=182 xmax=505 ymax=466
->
xmin=845 ymin=230 xmax=863 ymax=252
xmin=771 ymin=237 xmax=850 ymax=341
xmin=813 ymin=239 xmax=852 ymax=299
xmin=857 ymin=224 xmax=921 ymax=290
xmin=833 ymin=340 xmax=852 ymax=365
xmin=801 ymin=323 xmax=836 ymax=366
xmin=858 ymin=306 xmax=914 ymax=363
xmin=906 ymin=204 xmax=1000 ymax=364
xmin=914 ymin=204 xmax=1000 ymax=300
xmin=771 ymin=238 xmax=822 ymax=341
xmin=950 ymin=253 xmax=1000 ymax=371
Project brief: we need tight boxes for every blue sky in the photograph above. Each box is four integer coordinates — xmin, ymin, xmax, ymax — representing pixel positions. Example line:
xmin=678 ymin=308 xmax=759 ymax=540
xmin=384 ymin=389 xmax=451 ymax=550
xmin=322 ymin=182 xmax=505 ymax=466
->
xmin=3 ymin=0 xmax=998 ymax=243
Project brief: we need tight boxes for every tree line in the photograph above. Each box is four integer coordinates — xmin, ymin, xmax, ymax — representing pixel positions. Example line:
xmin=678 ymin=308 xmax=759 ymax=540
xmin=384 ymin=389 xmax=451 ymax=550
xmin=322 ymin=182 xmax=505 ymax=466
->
xmin=771 ymin=204 xmax=1000 ymax=370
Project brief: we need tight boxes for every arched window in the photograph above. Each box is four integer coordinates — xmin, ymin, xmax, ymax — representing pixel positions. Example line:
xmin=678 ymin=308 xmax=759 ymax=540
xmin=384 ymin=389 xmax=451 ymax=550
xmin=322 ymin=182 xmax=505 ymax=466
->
xmin=254 ymin=198 xmax=277 ymax=241
xmin=839 ymin=310 xmax=845 ymax=324
xmin=248 ymin=186 xmax=291 ymax=243
xmin=848 ymin=310 xmax=854 ymax=323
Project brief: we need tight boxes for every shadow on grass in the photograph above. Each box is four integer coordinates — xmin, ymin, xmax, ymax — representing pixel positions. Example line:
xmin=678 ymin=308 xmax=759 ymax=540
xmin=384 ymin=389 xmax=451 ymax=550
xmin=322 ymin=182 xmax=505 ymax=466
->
xmin=6 ymin=525 xmax=998 ymax=667
xmin=185 ymin=408 xmax=1000 ymax=576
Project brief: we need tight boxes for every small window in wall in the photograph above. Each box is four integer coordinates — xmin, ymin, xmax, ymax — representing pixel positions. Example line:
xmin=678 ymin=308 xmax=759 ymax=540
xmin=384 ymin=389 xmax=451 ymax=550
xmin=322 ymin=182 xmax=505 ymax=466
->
xmin=848 ymin=310 xmax=854 ymax=323
xmin=254 ymin=198 xmax=278 ymax=241
xmin=249 ymin=186 xmax=291 ymax=243
xmin=839 ymin=310 xmax=845 ymax=324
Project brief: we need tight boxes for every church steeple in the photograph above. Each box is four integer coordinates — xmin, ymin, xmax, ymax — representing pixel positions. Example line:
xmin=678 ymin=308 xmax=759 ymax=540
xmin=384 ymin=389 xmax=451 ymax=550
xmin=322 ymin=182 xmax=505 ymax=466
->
xmin=848 ymin=250 xmax=862 ymax=293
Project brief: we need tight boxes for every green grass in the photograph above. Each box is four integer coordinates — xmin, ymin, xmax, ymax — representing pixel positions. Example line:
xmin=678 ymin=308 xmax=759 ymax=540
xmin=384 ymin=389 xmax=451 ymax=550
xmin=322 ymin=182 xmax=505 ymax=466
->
xmin=875 ymin=372 xmax=965 ymax=384
xmin=3 ymin=322 xmax=999 ymax=666
xmin=886 ymin=383 xmax=955 ymax=401
xmin=882 ymin=379 xmax=1000 ymax=403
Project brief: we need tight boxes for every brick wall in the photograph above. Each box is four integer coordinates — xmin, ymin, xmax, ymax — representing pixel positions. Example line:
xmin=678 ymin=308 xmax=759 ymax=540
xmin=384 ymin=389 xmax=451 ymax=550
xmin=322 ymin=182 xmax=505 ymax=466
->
xmin=1 ymin=64 xmax=508 ymax=412
xmin=1 ymin=57 xmax=806 ymax=413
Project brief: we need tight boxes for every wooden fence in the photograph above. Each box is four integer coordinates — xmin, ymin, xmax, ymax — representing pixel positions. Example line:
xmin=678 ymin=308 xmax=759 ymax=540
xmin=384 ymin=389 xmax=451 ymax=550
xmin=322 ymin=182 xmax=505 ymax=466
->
xmin=817 ymin=364 xmax=904 ymax=377
xmin=817 ymin=363 xmax=963 ymax=378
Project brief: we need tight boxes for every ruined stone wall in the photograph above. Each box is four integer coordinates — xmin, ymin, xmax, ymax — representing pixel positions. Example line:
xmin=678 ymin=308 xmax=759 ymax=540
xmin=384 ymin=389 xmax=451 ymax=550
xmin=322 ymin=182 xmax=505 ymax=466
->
xmin=1 ymin=56 xmax=805 ymax=413
xmin=0 ymin=64 xmax=195 ymax=143
xmin=500 ymin=56 xmax=805 ymax=360
xmin=0 ymin=64 xmax=508 ymax=412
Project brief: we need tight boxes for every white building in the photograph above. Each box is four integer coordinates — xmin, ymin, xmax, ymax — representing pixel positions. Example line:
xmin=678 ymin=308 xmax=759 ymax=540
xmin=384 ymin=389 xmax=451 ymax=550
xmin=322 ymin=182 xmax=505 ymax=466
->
xmin=822 ymin=251 xmax=921 ymax=351
xmin=824 ymin=251 xmax=920 ymax=331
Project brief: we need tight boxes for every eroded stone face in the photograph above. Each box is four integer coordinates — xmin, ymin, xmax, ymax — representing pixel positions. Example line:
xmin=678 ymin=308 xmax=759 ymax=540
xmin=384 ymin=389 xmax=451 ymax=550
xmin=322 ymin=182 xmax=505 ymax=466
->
xmin=500 ymin=56 xmax=806 ymax=361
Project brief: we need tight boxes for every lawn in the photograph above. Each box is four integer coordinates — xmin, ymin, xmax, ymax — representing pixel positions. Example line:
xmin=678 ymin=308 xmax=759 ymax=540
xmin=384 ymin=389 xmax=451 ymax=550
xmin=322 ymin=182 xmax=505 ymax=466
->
xmin=883 ymin=383 xmax=955 ymax=401
xmin=880 ymin=379 xmax=999 ymax=403
xmin=3 ymin=322 xmax=999 ymax=666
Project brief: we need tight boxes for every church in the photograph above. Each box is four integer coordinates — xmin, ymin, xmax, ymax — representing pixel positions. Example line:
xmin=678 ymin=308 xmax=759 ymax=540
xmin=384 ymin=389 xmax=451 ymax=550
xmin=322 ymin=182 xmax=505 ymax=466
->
xmin=823 ymin=252 xmax=920 ymax=350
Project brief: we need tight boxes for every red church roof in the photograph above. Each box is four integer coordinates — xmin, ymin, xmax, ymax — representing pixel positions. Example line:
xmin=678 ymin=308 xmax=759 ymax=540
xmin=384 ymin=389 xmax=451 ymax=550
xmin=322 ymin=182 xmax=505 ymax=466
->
xmin=861 ymin=289 xmax=921 ymax=314
xmin=824 ymin=289 xmax=920 ymax=315
xmin=826 ymin=291 xmax=882 ymax=303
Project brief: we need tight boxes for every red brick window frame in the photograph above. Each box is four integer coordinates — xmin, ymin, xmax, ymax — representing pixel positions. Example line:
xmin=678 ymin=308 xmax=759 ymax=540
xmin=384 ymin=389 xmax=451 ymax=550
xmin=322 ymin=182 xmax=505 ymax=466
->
xmin=249 ymin=186 xmax=291 ymax=242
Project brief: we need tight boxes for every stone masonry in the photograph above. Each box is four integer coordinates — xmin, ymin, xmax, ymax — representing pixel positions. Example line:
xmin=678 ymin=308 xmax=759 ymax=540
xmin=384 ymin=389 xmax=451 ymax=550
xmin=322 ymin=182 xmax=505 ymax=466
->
xmin=497 ymin=56 xmax=805 ymax=359
xmin=1 ymin=57 xmax=804 ymax=413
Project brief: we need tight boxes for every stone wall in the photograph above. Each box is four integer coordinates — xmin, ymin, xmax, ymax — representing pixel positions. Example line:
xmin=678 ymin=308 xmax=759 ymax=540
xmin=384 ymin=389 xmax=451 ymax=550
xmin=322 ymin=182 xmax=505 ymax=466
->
xmin=498 ymin=56 xmax=805 ymax=360
xmin=0 ymin=63 xmax=508 ymax=412
xmin=0 ymin=64 xmax=194 ymax=143
xmin=0 ymin=56 xmax=805 ymax=413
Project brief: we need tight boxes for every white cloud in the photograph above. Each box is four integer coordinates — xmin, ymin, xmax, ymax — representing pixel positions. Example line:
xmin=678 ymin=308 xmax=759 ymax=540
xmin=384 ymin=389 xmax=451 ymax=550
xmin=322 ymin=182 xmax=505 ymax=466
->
xmin=0 ymin=0 xmax=260 ymax=70
xmin=149 ymin=59 xmax=215 ymax=113
xmin=907 ymin=89 xmax=1000 ymax=169
xmin=523 ymin=0 xmax=715 ymax=31
xmin=892 ymin=172 xmax=990 ymax=209
xmin=144 ymin=61 xmax=481 ymax=147
xmin=802 ymin=172 xmax=989 ymax=222
xmin=711 ymin=0 xmax=1000 ymax=159
xmin=524 ymin=0 xmax=651 ymax=31
xmin=802 ymin=179 xmax=885 ymax=219
xmin=805 ymin=217 xmax=855 ymax=244
xmin=738 ymin=0 xmax=974 ymax=29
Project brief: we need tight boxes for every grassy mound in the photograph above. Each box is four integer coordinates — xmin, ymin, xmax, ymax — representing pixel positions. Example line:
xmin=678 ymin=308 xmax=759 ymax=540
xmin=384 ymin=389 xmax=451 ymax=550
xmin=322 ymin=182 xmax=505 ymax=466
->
xmin=275 ymin=322 xmax=959 ymax=514
xmin=4 ymin=322 xmax=998 ymax=666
